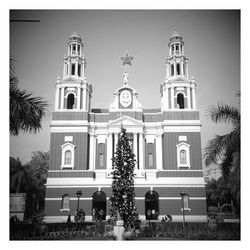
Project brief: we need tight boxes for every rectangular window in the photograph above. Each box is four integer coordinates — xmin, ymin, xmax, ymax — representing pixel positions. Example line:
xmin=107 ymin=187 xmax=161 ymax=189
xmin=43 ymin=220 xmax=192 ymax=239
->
xmin=176 ymin=44 xmax=179 ymax=54
xmin=100 ymin=153 xmax=104 ymax=167
xmin=72 ymin=44 xmax=76 ymax=54
xmin=71 ymin=64 xmax=75 ymax=75
xmin=177 ymin=64 xmax=180 ymax=75
xmin=148 ymin=153 xmax=153 ymax=167
xmin=127 ymin=133 xmax=134 ymax=152
xmin=77 ymin=44 xmax=80 ymax=55
xmin=183 ymin=195 xmax=189 ymax=210
xmin=171 ymin=64 xmax=174 ymax=76
xmin=171 ymin=44 xmax=174 ymax=55
xmin=180 ymin=150 xmax=187 ymax=164
xmin=78 ymin=64 xmax=81 ymax=77
xmin=183 ymin=64 xmax=185 ymax=75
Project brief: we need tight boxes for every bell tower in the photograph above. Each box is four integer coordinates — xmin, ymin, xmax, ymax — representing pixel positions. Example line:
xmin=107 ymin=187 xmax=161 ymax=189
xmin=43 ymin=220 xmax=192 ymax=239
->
xmin=161 ymin=30 xmax=196 ymax=111
xmin=54 ymin=30 xmax=92 ymax=111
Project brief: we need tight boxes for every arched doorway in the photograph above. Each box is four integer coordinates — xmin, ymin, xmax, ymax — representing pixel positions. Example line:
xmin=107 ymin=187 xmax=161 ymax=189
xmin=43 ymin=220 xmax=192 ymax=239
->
xmin=67 ymin=93 xmax=75 ymax=109
xmin=92 ymin=191 xmax=106 ymax=221
xmin=145 ymin=190 xmax=159 ymax=220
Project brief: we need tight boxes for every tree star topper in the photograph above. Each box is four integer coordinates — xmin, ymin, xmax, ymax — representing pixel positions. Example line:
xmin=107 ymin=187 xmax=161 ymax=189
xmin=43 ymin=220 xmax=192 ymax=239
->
xmin=120 ymin=53 xmax=134 ymax=66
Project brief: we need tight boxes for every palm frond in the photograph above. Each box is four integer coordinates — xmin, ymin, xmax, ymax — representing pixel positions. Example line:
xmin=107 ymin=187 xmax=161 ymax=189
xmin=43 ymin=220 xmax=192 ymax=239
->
xmin=207 ymin=104 xmax=240 ymax=127
xmin=203 ymin=135 xmax=227 ymax=166
xmin=220 ymin=150 xmax=233 ymax=182
xmin=10 ymin=83 xmax=48 ymax=135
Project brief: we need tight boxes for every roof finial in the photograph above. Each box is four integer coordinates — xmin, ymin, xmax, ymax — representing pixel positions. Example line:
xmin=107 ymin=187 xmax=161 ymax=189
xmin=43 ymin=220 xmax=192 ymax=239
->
xmin=120 ymin=52 xmax=134 ymax=85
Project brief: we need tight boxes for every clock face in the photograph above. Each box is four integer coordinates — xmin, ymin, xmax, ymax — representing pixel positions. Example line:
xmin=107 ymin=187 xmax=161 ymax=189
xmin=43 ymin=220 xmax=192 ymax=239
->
xmin=120 ymin=90 xmax=132 ymax=108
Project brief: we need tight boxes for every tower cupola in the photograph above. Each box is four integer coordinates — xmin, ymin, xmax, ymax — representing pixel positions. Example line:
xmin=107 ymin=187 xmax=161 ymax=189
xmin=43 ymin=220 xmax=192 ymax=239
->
xmin=63 ymin=29 xmax=86 ymax=80
xmin=160 ymin=31 xmax=197 ymax=111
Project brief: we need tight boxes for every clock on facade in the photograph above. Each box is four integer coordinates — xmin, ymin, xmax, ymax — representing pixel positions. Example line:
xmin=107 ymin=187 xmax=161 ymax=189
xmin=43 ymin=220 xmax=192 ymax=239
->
xmin=120 ymin=90 xmax=132 ymax=108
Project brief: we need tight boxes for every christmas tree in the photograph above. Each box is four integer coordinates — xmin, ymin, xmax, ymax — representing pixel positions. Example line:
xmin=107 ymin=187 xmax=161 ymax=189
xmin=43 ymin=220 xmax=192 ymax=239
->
xmin=110 ymin=127 xmax=140 ymax=230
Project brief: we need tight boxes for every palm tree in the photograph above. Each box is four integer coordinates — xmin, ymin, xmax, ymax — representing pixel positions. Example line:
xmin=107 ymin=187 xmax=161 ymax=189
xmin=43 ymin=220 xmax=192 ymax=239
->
xmin=203 ymin=103 xmax=240 ymax=181
xmin=10 ymin=55 xmax=48 ymax=136
xmin=10 ymin=157 xmax=38 ymax=193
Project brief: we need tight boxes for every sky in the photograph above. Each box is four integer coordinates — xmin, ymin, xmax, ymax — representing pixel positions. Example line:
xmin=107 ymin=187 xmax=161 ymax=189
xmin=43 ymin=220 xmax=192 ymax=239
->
xmin=9 ymin=10 xmax=240 ymax=169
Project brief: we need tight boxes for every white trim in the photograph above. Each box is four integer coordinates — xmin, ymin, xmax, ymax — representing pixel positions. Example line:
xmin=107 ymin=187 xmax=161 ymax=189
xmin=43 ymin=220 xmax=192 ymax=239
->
xmin=51 ymin=127 xmax=88 ymax=133
xmin=163 ymin=120 xmax=201 ymax=125
xmin=51 ymin=120 xmax=88 ymax=126
xmin=48 ymin=170 xmax=95 ymax=172
xmin=46 ymin=197 xmax=93 ymax=201
xmin=46 ymin=184 xmax=206 ymax=188
xmin=163 ymin=126 xmax=201 ymax=132
xmin=60 ymin=208 xmax=70 ymax=212
xmin=176 ymin=142 xmax=191 ymax=169
xmin=43 ymin=215 xmax=208 ymax=223
xmin=61 ymin=142 xmax=76 ymax=169
xmin=65 ymin=91 xmax=76 ymax=98
xmin=181 ymin=208 xmax=191 ymax=212
xmin=46 ymin=197 xmax=206 ymax=201
xmin=46 ymin=178 xmax=206 ymax=187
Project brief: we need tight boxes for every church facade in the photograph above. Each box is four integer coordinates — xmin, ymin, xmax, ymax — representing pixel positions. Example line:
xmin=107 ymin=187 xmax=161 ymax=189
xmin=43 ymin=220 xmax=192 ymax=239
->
xmin=44 ymin=30 xmax=207 ymax=222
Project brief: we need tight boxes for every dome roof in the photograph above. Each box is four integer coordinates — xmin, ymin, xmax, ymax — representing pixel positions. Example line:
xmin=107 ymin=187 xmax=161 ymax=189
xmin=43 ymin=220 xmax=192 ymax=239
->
xmin=170 ymin=29 xmax=181 ymax=38
xmin=69 ymin=29 xmax=82 ymax=42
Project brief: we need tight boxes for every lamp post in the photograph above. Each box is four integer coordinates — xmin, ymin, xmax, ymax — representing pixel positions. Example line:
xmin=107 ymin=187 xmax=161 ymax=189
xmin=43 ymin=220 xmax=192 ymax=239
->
xmin=76 ymin=190 xmax=82 ymax=214
xmin=180 ymin=192 xmax=189 ymax=230
xmin=147 ymin=209 xmax=152 ymax=228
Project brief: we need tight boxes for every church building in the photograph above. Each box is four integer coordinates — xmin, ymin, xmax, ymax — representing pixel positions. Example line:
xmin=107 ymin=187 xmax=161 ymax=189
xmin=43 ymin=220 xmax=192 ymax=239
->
xmin=44 ymin=30 xmax=207 ymax=222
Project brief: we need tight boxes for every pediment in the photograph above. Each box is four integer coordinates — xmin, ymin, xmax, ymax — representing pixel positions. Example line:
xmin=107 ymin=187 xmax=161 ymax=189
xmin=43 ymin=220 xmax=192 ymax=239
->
xmin=109 ymin=115 xmax=143 ymax=126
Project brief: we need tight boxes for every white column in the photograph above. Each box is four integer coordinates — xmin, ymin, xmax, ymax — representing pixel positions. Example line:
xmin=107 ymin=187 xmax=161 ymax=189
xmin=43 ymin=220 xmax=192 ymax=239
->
xmin=156 ymin=134 xmax=163 ymax=170
xmin=133 ymin=133 xmax=138 ymax=169
xmin=174 ymin=61 xmax=177 ymax=77
xmin=171 ymin=86 xmax=174 ymax=109
xmin=107 ymin=133 xmax=113 ymax=170
xmin=89 ymin=134 xmax=95 ymax=171
xmin=139 ymin=133 xmax=144 ymax=170
xmin=165 ymin=86 xmax=169 ymax=110
xmin=55 ymin=87 xmax=59 ymax=110
xmin=60 ymin=87 xmax=65 ymax=109
xmin=67 ymin=62 xmax=70 ymax=77
xmin=83 ymin=87 xmax=86 ymax=111
xmin=76 ymin=60 xmax=78 ymax=77
xmin=166 ymin=63 xmax=169 ymax=78
xmin=77 ymin=87 xmax=81 ymax=110
xmin=181 ymin=61 xmax=184 ymax=75
xmin=192 ymin=87 xmax=196 ymax=109
xmin=114 ymin=133 xmax=118 ymax=150
xmin=187 ymin=86 xmax=191 ymax=109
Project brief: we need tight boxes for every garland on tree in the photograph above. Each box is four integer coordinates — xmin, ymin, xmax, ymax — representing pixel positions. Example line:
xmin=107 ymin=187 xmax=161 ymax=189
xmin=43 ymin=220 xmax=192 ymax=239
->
xmin=110 ymin=127 xmax=140 ymax=230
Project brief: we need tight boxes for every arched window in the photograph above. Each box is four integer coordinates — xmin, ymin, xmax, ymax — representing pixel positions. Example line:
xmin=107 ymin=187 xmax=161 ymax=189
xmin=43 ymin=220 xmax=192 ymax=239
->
xmin=177 ymin=93 xmax=184 ymax=109
xmin=92 ymin=191 xmax=106 ymax=221
xmin=61 ymin=142 xmax=76 ymax=169
xmin=67 ymin=93 xmax=75 ymax=109
xmin=145 ymin=190 xmax=159 ymax=220
xmin=180 ymin=150 xmax=187 ymax=164
xmin=61 ymin=194 xmax=70 ymax=211
xmin=176 ymin=142 xmax=191 ymax=169
xmin=64 ymin=150 xmax=72 ymax=165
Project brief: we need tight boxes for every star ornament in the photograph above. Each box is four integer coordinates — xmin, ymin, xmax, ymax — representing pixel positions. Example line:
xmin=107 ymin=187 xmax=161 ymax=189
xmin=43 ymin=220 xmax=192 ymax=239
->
xmin=120 ymin=53 xmax=134 ymax=66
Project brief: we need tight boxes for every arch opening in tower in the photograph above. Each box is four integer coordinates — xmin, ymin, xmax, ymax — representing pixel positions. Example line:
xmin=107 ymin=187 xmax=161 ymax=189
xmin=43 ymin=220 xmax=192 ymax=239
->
xmin=177 ymin=93 xmax=184 ymax=109
xmin=67 ymin=93 xmax=75 ymax=109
